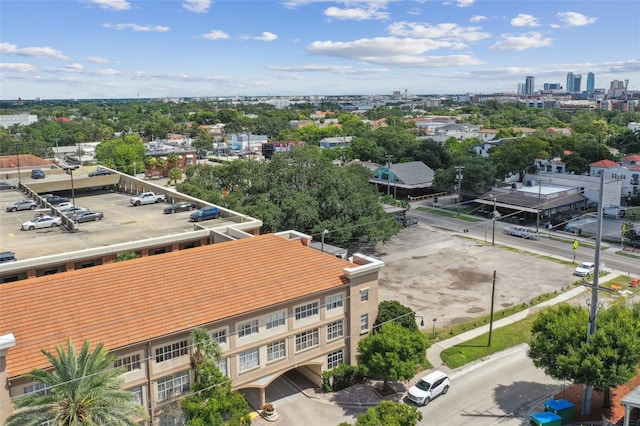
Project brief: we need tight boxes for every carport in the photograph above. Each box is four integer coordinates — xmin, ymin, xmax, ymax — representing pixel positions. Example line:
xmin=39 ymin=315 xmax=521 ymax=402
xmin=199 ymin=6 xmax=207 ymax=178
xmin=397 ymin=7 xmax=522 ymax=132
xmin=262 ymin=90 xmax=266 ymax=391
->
xmin=621 ymin=385 xmax=640 ymax=426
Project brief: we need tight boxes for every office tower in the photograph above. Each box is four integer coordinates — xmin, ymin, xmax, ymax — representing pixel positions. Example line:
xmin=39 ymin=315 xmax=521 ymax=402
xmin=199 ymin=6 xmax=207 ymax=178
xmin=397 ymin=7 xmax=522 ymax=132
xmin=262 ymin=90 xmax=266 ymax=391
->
xmin=544 ymin=83 xmax=561 ymax=91
xmin=573 ymin=74 xmax=582 ymax=92
xmin=586 ymin=72 xmax=595 ymax=94
xmin=525 ymin=76 xmax=535 ymax=94
xmin=517 ymin=83 xmax=525 ymax=94
xmin=566 ymin=72 xmax=574 ymax=92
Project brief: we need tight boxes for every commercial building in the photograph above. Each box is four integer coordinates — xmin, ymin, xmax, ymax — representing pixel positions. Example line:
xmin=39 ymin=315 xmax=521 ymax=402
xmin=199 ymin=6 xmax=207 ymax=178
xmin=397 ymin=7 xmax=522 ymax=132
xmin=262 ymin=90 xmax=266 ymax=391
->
xmin=0 ymin=113 xmax=38 ymax=128
xmin=0 ymin=231 xmax=383 ymax=425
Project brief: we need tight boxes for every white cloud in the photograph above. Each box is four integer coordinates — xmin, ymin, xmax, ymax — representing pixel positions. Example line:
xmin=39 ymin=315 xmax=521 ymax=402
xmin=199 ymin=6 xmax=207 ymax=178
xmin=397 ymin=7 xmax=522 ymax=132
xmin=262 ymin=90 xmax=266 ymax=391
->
xmin=275 ymin=73 xmax=304 ymax=80
xmin=103 ymin=23 xmax=170 ymax=32
xmin=87 ymin=56 xmax=110 ymax=64
xmin=387 ymin=22 xmax=490 ymax=43
xmin=408 ymin=8 xmax=421 ymax=16
xmin=456 ymin=0 xmax=474 ymax=7
xmin=201 ymin=30 xmax=230 ymax=40
xmin=268 ymin=64 xmax=389 ymax=74
xmin=307 ymin=37 xmax=483 ymax=67
xmin=469 ymin=15 xmax=486 ymax=23
xmin=556 ymin=12 xmax=596 ymax=26
xmin=183 ymin=0 xmax=212 ymax=13
xmin=92 ymin=68 xmax=121 ymax=76
xmin=0 ymin=63 xmax=35 ymax=72
xmin=254 ymin=32 xmax=278 ymax=42
xmin=81 ymin=0 xmax=131 ymax=11
xmin=0 ymin=42 xmax=69 ymax=60
xmin=490 ymin=32 xmax=553 ymax=51
xmin=511 ymin=14 xmax=539 ymax=27
xmin=324 ymin=6 xmax=389 ymax=21
xmin=65 ymin=63 xmax=85 ymax=72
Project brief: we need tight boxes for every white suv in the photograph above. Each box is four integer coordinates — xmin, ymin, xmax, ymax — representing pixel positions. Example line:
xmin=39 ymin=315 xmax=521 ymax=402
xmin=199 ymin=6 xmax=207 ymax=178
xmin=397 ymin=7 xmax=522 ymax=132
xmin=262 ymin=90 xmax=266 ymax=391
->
xmin=407 ymin=370 xmax=450 ymax=406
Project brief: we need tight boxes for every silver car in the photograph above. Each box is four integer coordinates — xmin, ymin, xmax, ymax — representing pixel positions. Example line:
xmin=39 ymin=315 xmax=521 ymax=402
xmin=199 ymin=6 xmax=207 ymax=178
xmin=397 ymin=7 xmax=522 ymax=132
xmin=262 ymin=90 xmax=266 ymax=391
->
xmin=21 ymin=215 xmax=62 ymax=231
xmin=6 ymin=199 xmax=37 ymax=212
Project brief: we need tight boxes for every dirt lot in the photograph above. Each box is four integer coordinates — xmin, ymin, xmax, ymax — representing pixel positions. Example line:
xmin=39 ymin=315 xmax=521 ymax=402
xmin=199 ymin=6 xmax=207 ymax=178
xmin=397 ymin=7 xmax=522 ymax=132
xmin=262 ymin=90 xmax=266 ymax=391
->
xmin=359 ymin=222 xmax=576 ymax=328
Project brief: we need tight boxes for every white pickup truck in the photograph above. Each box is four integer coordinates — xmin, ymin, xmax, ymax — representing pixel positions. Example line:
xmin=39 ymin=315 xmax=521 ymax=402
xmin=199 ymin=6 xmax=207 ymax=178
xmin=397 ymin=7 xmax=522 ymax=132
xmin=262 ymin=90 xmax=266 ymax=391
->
xmin=130 ymin=192 xmax=166 ymax=206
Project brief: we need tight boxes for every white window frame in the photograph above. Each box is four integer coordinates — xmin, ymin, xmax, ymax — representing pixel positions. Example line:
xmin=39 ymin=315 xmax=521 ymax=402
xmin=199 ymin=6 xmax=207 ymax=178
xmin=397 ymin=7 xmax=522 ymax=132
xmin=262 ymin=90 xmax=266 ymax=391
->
xmin=211 ymin=328 xmax=227 ymax=345
xmin=157 ymin=371 xmax=190 ymax=400
xmin=360 ymin=288 xmax=369 ymax=302
xmin=327 ymin=320 xmax=344 ymax=340
xmin=239 ymin=348 xmax=260 ymax=371
xmin=216 ymin=358 xmax=228 ymax=377
xmin=266 ymin=311 xmax=286 ymax=329
xmin=327 ymin=350 xmax=344 ymax=369
xmin=360 ymin=314 xmax=369 ymax=333
xmin=23 ymin=382 xmax=51 ymax=396
xmin=114 ymin=353 xmax=141 ymax=372
xmin=267 ymin=339 xmax=287 ymax=362
xmin=155 ymin=340 xmax=188 ymax=363
xmin=238 ymin=319 xmax=259 ymax=338
xmin=326 ymin=294 xmax=343 ymax=311
xmin=295 ymin=302 xmax=319 ymax=320
xmin=295 ymin=329 xmax=319 ymax=352
xmin=128 ymin=386 xmax=143 ymax=405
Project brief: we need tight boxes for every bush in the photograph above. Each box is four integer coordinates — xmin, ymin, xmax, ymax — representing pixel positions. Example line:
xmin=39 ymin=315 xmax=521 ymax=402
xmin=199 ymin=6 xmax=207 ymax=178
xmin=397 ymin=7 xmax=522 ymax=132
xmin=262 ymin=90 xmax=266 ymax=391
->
xmin=322 ymin=364 xmax=364 ymax=392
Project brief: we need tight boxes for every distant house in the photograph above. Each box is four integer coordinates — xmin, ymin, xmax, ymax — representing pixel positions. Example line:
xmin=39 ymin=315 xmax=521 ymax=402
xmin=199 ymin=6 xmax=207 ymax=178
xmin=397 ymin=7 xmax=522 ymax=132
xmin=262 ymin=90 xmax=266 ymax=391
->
xmin=479 ymin=129 xmax=499 ymax=142
xmin=590 ymin=158 xmax=639 ymax=201
xmin=319 ymin=136 xmax=352 ymax=149
xmin=545 ymin=127 xmax=573 ymax=136
xmin=369 ymin=161 xmax=435 ymax=199
xmin=473 ymin=137 xmax=523 ymax=157
xmin=512 ymin=127 xmax=537 ymax=136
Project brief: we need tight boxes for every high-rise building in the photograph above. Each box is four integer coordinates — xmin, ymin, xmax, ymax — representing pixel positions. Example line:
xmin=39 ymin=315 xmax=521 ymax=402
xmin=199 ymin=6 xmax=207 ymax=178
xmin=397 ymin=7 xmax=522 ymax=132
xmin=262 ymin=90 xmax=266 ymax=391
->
xmin=566 ymin=72 xmax=574 ymax=92
xmin=566 ymin=72 xmax=582 ymax=93
xmin=543 ymin=83 xmax=562 ymax=91
xmin=586 ymin=72 xmax=595 ymax=94
xmin=517 ymin=83 xmax=525 ymax=94
xmin=525 ymin=76 xmax=535 ymax=94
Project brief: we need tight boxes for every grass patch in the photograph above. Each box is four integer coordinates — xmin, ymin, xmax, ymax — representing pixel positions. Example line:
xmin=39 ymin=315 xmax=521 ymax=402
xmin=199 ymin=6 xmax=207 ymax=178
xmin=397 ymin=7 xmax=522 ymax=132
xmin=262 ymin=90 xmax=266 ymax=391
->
xmin=416 ymin=207 xmax=482 ymax=222
xmin=599 ymin=274 xmax=640 ymax=295
xmin=616 ymin=250 xmax=640 ymax=259
xmin=440 ymin=314 xmax=538 ymax=369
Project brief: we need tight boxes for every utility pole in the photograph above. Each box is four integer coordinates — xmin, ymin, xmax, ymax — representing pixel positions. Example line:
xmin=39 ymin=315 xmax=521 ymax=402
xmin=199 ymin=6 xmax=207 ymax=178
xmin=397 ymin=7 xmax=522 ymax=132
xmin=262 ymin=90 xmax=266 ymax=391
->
xmin=455 ymin=166 xmax=465 ymax=216
xmin=582 ymin=171 xmax=605 ymax=416
xmin=385 ymin=155 xmax=393 ymax=196
xmin=491 ymin=195 xmax=497 ymax=246
xmin=488 ymin=270 xmax=497 ymax=346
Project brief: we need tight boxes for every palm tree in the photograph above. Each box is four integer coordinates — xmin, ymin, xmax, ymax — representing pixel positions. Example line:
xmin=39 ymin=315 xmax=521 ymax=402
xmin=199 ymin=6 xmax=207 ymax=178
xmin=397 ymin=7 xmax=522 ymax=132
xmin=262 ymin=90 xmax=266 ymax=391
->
xmin=190 ymin=327 xmax=222 ymax=383
xmin=6 ymin=339 xmax=146 ymax=426
xmin=168 ymin=167 xmax=183 ymax=186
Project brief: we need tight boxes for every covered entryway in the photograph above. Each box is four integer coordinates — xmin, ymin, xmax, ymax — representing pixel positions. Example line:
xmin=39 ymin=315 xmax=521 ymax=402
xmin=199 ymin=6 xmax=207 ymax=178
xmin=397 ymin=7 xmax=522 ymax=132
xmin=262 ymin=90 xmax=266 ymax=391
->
xmin=622 ymin=385 xmax=640 ymax=426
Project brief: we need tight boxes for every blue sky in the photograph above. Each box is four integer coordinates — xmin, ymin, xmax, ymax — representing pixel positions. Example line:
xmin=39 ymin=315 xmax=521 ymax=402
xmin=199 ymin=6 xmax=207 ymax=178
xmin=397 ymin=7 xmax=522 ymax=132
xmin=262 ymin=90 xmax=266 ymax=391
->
xmin=1 ymin=0 xmax=638 ymax=100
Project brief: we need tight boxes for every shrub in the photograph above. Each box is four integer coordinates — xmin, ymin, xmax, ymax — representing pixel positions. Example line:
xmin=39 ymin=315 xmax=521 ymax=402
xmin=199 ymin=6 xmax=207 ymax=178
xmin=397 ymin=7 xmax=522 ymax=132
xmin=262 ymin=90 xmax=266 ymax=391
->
xmin=322 ymin=364 xmax=363 ymax=392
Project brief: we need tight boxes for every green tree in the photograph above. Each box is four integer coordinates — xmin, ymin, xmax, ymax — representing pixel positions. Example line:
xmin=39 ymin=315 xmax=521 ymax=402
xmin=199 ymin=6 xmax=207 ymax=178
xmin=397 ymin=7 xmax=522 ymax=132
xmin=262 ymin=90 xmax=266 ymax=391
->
xmin=190 ymin=327 xmax=223 ymax=376
xmin=95 ymin=134 xmax=145 ymax=175
xmin=373 ymin=301 xmax=419 ymax=333
xmin=338 ymin=400 xmax=423 ymax=426
xmin=528 ymin=303 xmax=640 ymax=410
xmin=6 ymin=339 xmax=146 ymax=426
xmin=489 ymin=136 xmax=550 ymax=181
xmin=356 ymin=322 xmax=428 ymax=391
xmin=434 ymin=156 xmax=497 ymax=196
xmin=168 ymin=167 xmax=183 ymax=185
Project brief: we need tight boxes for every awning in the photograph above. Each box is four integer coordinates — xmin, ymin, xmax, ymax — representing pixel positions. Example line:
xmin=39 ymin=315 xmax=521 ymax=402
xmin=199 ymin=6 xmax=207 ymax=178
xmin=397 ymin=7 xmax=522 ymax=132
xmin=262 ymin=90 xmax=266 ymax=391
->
xmin=475 ymin=199 xmax=539 ymax=213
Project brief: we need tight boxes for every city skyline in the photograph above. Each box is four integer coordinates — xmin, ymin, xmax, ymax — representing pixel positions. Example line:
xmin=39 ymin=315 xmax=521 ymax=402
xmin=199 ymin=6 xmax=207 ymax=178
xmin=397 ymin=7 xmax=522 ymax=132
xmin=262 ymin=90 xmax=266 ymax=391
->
xmin=0 ymin=0 xmax=638 ymax=100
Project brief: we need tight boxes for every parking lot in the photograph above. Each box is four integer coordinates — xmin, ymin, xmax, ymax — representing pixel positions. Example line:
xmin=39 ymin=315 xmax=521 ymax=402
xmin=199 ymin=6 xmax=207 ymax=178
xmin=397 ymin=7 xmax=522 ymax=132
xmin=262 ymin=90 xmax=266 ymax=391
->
xmin=0 ymin=184 xmax=223 ymax=261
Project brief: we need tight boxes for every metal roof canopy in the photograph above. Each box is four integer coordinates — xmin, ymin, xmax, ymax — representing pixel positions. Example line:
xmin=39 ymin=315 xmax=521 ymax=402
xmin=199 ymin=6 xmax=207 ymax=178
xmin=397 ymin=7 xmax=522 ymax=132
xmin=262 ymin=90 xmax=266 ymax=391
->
xmin=621 ymin=385 xmax=640 ymax=426
xmin=475 ymin=198 xmax=540 ymax=214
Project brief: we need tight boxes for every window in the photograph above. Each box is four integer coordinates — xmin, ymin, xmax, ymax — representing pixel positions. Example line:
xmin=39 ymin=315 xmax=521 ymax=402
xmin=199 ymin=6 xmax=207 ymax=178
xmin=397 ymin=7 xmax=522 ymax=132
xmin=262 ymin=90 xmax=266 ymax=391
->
xmin=327 ymin=350 xmax=344 ymax=369
xmin=239 ymin=348 xmax=259 ymax=371
xmin=267 ymin=339 xmax=287 ymax=362
xmin=155 ymin=340 xmax=188 ymax=363
xmin=238 ymin=320 xmax=259 ymax=337
xmin=295 ymin=329 xmax=319 ymax=352
xmin=295 ymin=302 xmax=318 ymax=320
xmin=360 ymin=314 xmax=369 ymax=332
xmin=360 ymin=288 xmax=369 ymax=302
xmin=157 ymin=371 xmax=190 ymax=400
xmin=129 ymin=386 xmax=143 ymax=405
xmin=326 ymin=294 xmax=343 ymax=310
xmin=266 ymin=311 xmax=286 ymax=329
xmin=217 ymin=358 xmax=228 ymax=377
xmin=211 ymin=329 xmax=227 ymax=345
xmin=114 ymin=354 xmax=141 ymax=372
xmin=23 ymin=382 xmax=51 ymax=396
xmin=327 ymin=320 xmax=344 ymax=340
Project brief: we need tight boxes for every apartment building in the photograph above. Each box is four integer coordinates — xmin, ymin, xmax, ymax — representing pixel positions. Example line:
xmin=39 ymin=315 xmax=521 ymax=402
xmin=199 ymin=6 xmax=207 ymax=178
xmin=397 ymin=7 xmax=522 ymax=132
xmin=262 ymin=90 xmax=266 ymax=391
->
xmin=0 ymin=231 xmax=383 ymax=425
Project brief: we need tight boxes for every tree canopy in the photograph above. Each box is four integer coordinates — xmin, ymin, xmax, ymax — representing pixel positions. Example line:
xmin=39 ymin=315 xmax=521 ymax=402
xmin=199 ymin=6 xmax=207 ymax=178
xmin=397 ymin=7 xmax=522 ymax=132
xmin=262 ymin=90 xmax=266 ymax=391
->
xmin=373 ymin=301 xmax=419 ymax=333
xmin=338 ymin=400 xmax=423 ymax=426
xmin=94 ymin=134 xmax=145 ymax=175
xmin=6 ymin=339 xmax=146 ymax=426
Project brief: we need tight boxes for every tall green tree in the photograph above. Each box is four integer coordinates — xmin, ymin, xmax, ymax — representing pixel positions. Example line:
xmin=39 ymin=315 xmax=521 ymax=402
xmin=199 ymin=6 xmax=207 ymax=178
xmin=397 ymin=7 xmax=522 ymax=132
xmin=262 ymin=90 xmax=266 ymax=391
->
xmin=528 ymin=303 xmax=640 ymax=410
xmin=95 ymin=134 xmax=145 ymax=175
xmin=489 ymin=137 xmax=550 ymax=181
xmin=373 ymin=301 xmax=419 ymax=333
xmin=6 ymin=339 xmax=146 ymax=426
xmin=356 ymin=322 xmax=428 ymax=391
xmin=338 ymin=400 xmax=423 ymax=426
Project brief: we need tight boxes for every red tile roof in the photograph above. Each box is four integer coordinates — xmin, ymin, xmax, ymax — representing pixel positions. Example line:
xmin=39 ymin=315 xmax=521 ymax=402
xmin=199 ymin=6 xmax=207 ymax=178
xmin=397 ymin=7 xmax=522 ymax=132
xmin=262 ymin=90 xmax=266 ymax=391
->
xmin=0 ymin=234 xmax=353 ymax=378
xmin=590 ymin=159 xmax=619 ymax=168
xmin=621 ymin=154 xmax=640 ymax=163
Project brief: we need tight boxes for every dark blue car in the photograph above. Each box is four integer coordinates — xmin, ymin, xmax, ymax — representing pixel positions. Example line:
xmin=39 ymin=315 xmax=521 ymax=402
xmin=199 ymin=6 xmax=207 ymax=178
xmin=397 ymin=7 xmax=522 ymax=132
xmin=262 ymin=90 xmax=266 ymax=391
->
xmin=31 ymin=169 xmax=45 ymax=179
xmin=189 ymin=206 xmax=220 ymax=222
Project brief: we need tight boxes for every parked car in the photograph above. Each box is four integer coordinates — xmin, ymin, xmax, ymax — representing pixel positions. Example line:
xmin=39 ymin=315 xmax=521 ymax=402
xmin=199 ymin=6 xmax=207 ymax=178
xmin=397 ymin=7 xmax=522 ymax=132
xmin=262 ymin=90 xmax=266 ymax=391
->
xmin=407 ymin=370 xmax=450 ymax=406
xmin=59 ymin=205 xmax=88 ymax=215
xmin=72 ymin=211 xmax=104 ymax=223
xmin=503 ymin=226 xmax=539 ymax=240
xmin=0 ymin=251 xmax=17 ymax=263
xmin=189 ymin=206 xmax=221 ymax=222
xmin=31 ymin=169 xmax=45 ymax=179
xmin=43 ymin=195 xmax=70 ymax=205
xmin=164 ymin=201 xmax=197 ymax=214
xmin=0 ymin=181 xmax=17 ymax=190
xmin=574 ymin=262 xmax=595 ymax=277
xmin=21 ymin=215 xmax=62 ymax=231
xmin=6 ymin=199 xmax=37 ymax=212
xmin=88 ymin=168 xmax=113 ymax=177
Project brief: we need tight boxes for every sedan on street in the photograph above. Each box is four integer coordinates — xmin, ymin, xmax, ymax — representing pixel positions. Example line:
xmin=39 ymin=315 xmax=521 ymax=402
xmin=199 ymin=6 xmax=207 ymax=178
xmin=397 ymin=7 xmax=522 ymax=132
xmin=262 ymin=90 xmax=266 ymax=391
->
xmin=0 ymin=181 xmax=17 ymax=190
xmin=72 ymin=211 xmax=104 ymax=223
xmin=164 ymin=201 xmax=197 ymax=214
xmin=6 ymin=199 xmax=37 ymax=212
xmin=21 ymin=215 xmax=62 ymax=231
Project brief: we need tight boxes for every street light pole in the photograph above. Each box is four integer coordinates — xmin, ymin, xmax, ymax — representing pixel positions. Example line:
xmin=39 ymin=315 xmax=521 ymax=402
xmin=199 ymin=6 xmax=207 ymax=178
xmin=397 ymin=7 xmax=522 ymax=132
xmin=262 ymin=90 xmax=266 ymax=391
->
xmin=491 ymin=195 xmax=497 ymax=246
xmin=455 ymin=166 xmax=465 ymax=216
